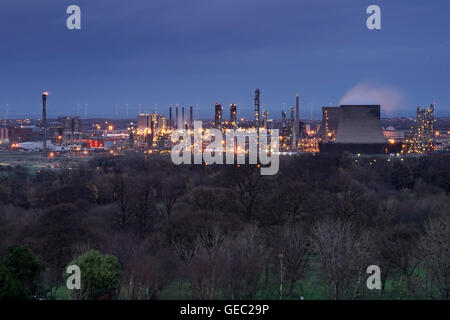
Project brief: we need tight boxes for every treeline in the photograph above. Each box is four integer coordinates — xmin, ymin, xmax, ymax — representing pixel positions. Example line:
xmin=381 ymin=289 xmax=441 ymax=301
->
xmin=0 ymin=153 xmax=449 ymax=300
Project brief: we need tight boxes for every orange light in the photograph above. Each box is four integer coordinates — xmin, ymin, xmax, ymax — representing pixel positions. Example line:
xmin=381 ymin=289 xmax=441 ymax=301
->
xmin=42 ymin=91 xmax=49 ymax=96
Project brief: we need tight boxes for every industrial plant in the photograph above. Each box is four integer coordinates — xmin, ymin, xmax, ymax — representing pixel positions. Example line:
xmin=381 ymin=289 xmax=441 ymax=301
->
xmin=0 ymin=89 xmax=448 ymax=169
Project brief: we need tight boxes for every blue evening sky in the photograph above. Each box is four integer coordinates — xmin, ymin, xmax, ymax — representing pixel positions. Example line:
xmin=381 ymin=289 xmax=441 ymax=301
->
xmin=0 ymin=0 xmax=449 ymax=118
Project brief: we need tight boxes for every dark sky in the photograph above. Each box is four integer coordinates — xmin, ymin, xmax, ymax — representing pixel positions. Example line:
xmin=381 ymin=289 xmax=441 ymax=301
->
xmin=0 ymin=0 xmax=449 ymax=119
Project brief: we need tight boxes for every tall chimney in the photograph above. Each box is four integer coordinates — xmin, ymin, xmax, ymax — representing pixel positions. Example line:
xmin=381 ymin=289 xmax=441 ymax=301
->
xmin=293 ymin=92 xmax=299 ymax=146
xmin=290 ymin=106 xmax=295 ymax=149
xmin=182 ymin=107 xmax=185 ymax=128
xmin=42 ymin=92 xmax=48 ymax=157
xmin=230 ymin=104 xmax=237 ymax=129
xmin=189 ymin=106 xmax=193 ymax=129
xmin=175 ymin=107 xmax=179 ymax=129
xmin=169 ymin=106 xmax=172 ymax=129
xmin=254 ymin=89 xmax=260 ymax=133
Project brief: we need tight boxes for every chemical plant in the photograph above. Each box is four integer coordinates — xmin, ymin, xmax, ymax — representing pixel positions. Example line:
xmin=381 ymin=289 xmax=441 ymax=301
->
xmin=0 ymin=89 xmax=448 ymax=167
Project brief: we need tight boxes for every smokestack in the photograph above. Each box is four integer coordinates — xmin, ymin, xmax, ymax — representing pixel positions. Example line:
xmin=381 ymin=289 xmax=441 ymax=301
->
xmin=175 ymin=107 xmax=179 ymax=129
xmin=262 ymin=110 xmax=268 ymax=129
xmin=169 ymin=106 xmax=172 ymax=129
xmin=189 ymin=106 xmax=193 ymax=129
xmin=214 ymin=103 xmax=223 ymax=129
xmin=42 ymin=92 xmax=49 ymax=157
xmin=150 ymin=120 xmax=154 ymax=146
xmin=254 ymin=89 xmax=260 ymax=133
xmin=182 ymin=107 xmax=185 ymax=127
xmin=294 ymin=92 xmax=299 ymax=144
xmin=230 ymin=104 xmax=237 ymax=129
xmin=290 ymin=106 xmax=295 ymax=149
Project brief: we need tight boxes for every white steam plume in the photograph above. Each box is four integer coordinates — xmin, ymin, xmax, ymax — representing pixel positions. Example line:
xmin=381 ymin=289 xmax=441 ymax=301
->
xmin=339 ymin=82 xmax=406 ymax=114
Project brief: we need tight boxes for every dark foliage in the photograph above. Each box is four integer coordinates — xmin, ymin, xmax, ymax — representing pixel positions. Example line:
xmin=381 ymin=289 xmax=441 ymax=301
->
xmin=0 ymin=153 xmax=448 ymax=300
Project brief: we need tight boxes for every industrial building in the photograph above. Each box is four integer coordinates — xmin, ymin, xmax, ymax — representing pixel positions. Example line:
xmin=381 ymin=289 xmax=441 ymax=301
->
xmin=319 ymin=105 xmax=389 ymax=154
xmin=137 ymin=113 xmax=167 ymax=131
xmin=318 ymin=107 xmax=340 ymax=142
xmin=214 ymin=103 xmax=223 ymax=130
xmin=19 ymin=87 xmax=442 ymax=159
xmin=230 ymin=104 xmax=237 ymax=129
xmin=62 ymin=116 xmax=82 ymax=143
xmin=405 ymin=105 xmax=436 ymax=154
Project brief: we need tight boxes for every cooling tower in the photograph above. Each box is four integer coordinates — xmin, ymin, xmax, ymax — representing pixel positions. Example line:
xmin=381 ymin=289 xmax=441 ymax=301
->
xmin=319 ymin=105 xmax=387 ymax=154
xmin=335 ymin=105 xmax=385 ymax=144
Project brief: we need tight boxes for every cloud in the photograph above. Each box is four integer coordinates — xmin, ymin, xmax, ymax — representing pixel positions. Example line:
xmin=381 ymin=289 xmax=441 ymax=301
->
xmin=339 ymin=82 xmax=406 ymax=114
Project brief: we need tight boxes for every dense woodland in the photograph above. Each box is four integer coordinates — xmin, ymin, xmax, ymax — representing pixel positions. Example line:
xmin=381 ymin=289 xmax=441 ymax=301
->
xmin=0 ymin=153 xmax=448 ymax=300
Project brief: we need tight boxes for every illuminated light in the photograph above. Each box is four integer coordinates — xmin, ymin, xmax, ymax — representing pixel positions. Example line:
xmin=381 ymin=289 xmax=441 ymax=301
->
xmin=42 ymin=91 xmax=49 ymax=96
xmin=49 ymin=152 xmax=55 ymax=158
xmin=108 ymin=125 xmax=114 ymax=131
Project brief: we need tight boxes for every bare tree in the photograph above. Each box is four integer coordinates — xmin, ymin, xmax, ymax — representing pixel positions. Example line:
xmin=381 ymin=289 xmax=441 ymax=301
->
xmin=157 ymin=176 xmax=186 ymax=222
xmin=418 ymin=213 xmax=450 ymax=299
xmin=188 ymin=225 xmax=230 ymax=300
xmin=277 ymin=225 xmax=310 ymax=298
xmin=312 ymin=219 xmax=373 ymax=300
xmin=122 ymin=249 xmax=176 ymax=300
xmin=222 ymin=226 xmax=265 ymax=300
xmin=111 ymin=174 xmax=134 ymax=228
xmin=228 ymin=165 xmax=262 ymax=221
xmin=132 ymin=175 xmax=156 ymax=236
